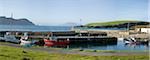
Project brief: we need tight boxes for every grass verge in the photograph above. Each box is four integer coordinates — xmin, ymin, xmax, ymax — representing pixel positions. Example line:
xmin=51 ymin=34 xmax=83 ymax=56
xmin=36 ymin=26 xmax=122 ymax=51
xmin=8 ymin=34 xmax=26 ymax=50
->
xmin=0 ymin=45 xmax=149 ymax=60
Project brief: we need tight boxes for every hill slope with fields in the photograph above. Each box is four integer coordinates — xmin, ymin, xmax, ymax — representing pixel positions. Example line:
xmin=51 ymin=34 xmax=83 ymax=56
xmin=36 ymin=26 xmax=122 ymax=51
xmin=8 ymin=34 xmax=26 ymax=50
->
xmin=82 ymin=20 xmax=150 ymax=28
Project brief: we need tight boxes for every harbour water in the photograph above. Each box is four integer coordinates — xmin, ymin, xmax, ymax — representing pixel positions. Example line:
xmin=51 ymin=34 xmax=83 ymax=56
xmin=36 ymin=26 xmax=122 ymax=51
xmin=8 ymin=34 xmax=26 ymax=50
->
xmin=0 ymin=25 xmax=126 ymax=32
xmin=0 ymin=25 xmax=149 ymax=51
xmin=0 ymin=25 xmax=71 ymax=32
xmin=54 ymin=39 xmax=149 ymax=51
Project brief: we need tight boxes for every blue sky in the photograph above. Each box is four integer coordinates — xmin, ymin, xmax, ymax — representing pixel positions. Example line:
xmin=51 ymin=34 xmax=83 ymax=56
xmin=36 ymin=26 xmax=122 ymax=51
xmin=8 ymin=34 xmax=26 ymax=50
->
xmin=0 ymin=0 xmax=149 ymax=25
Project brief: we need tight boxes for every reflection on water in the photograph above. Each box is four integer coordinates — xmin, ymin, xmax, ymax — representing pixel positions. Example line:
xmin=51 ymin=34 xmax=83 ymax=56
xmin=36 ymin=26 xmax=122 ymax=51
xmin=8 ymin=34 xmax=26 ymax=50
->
xmin=124 ymin=43 xmax=149 ymax=50
xmin=53 ymin=42 xmax=117 ymax=49
xmin=51 ymin=39 xmax=149 ymax=51
xmin=118 ymin=40 xmax=149 ymax=51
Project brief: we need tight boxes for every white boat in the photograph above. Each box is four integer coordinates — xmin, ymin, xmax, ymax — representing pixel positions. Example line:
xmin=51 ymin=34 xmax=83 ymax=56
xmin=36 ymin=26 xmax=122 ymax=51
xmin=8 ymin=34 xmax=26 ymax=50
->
xmin=20 ymin=36 xmax=32 ymax=46
xmin=124 ymin=40 xmax=131 ymax=44
xmin=123 ymin=37 xmax=137 ymax=44
xmin=0 ymin=37 xmax=5 ymax=41
xmin=4 ymin=32 xmax=20 ymax=43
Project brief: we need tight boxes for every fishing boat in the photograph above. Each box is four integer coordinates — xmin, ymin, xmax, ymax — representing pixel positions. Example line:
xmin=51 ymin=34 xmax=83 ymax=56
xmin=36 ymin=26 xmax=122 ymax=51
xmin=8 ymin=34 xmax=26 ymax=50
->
xmin=3 ymin=32 xmax=20 ymax=43
xmin=43 ymin=38 xmax=69 ymax=47
xmin=20 ymin=34 xmax=39 ymax=47
xmin=20 ymin=36 xmax=32 ymax=46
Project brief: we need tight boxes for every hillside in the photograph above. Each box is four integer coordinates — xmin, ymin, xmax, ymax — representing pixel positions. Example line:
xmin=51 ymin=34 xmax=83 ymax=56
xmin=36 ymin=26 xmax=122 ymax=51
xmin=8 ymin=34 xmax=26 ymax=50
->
xmin=77 ymin=20 xmax=150 ymax=28
xmin=0 ymin=16 xmax=35 ymax=25
xmin=86 ymin=20 xmax=147 ymax=26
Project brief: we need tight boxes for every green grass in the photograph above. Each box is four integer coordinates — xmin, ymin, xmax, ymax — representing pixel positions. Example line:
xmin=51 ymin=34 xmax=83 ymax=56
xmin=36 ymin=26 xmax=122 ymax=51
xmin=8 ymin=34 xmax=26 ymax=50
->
xmin=86 ymin=20 xmax=144 ymax=26
xmin=71 ymin=49 xmax=148 ymax=53
xmin=0 ymin=45 xmax=149 ymax=60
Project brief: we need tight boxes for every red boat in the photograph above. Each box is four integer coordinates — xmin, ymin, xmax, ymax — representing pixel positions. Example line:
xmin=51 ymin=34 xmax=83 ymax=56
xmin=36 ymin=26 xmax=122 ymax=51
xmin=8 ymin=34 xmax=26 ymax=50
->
xmin=44 ymin=39 xmax=69 ymax=47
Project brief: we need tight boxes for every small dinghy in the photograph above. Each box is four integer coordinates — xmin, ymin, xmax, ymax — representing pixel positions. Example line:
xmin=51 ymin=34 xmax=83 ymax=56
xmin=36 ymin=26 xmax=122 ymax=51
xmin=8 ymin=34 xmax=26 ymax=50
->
xmin=124 ymin=37 xmax=149 ymax=45
xmin=123 ymin=37 xmax=139 ymax=44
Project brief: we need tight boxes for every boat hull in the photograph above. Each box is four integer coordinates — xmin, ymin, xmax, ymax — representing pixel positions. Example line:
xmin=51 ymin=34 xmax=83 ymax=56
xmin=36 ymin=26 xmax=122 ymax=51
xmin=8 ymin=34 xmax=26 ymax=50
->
xmin=44 ymin=39 xmax=69 ymax=46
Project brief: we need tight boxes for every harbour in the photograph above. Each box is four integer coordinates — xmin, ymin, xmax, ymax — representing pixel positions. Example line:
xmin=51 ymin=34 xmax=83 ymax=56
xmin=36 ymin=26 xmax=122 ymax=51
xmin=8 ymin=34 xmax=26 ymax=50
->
xmin=0 ymin=25 xmax=149 ymax=51
xmin=0 ymin=0 xmax=149 ymax=60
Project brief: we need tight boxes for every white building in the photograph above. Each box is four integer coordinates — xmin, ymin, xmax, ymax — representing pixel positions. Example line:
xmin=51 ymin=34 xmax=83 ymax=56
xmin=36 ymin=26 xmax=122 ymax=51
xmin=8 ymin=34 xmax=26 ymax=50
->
xmin=133 ymin=25 xmax=150 ymax=34
xmin=140 ymin=28 xmax=150 ymax=33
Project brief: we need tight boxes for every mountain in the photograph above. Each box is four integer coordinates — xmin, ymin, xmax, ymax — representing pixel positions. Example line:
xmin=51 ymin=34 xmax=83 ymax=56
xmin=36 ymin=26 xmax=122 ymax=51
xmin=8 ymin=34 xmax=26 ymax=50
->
xmin=0 ymin=16 xmax=35 ymax=25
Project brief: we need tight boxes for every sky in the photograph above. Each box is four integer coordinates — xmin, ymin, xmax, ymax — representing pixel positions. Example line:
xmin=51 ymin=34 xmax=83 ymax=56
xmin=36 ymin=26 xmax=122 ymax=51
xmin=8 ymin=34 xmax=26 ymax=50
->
xmin=0 ymin=0 xmax=149 ymax=26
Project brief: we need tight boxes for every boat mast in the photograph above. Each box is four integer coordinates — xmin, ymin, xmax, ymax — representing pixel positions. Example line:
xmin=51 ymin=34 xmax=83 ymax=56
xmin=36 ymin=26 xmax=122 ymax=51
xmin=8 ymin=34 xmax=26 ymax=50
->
xmin=127 ymin=22 xmax=130 ymax=31
xmin=10 ymin=13 xmax=13 ymax=31
xmin=11 ymin=13 xmax=13 ymax=18
xmin=80 ymin=19 xmax=82 ymax=26
xmin=79 ymin=19 xmax=82 ymax=36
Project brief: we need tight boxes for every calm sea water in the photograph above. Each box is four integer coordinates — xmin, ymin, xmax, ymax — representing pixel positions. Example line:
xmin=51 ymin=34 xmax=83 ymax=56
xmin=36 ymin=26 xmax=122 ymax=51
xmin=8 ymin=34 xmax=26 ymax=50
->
xmin=0 ymin=25 xmax=71 ymax=32
xmin=0 ymin=25 xmax=149 ymax=51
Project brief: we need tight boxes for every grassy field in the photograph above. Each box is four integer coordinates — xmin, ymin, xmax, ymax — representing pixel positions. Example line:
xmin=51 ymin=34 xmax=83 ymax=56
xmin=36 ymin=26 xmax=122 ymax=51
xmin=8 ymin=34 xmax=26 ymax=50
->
xmin=0 ymin=45 xmax=149 ymax=60
xmin=86 ymin=20 xmax=143 ymax=26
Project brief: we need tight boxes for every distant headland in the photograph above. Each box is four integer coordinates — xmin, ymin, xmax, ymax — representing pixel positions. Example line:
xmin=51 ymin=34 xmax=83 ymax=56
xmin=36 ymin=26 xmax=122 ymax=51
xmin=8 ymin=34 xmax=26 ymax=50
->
xmin=76 ymin=20 xmax=150 ymax=29
xmin=0 ymin=16 xmax=35 ymax=25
